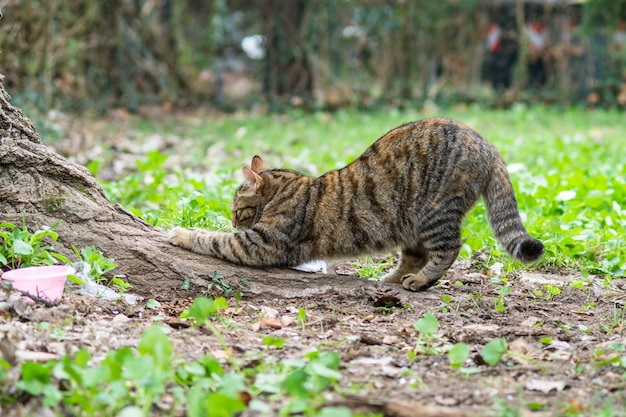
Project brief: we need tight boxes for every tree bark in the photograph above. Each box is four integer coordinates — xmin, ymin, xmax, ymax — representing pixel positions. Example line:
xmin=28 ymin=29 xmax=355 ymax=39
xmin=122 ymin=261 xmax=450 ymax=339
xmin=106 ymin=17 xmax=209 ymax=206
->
xmin=0 ymin=74 xmax=380 ymax=300
xmin=260 ymin=0 xmax=313 ymax=106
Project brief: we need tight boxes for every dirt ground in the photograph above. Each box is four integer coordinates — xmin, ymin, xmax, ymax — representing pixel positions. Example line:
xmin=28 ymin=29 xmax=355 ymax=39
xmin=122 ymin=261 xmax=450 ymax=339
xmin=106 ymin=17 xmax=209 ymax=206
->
xmin=2 ymin=258 xmax=626 ymax=417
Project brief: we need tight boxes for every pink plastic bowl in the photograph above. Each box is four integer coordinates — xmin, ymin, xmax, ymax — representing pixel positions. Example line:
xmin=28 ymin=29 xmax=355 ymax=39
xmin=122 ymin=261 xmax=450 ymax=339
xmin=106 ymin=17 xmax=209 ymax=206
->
xmin=1 ymin=265 xmax=75 ymax=302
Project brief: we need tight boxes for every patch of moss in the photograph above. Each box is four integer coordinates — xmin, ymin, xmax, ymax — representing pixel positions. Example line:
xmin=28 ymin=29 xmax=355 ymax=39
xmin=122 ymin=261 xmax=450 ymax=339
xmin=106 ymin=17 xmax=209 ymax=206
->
xmin=44 ymin=195 xmax=65 ymax=213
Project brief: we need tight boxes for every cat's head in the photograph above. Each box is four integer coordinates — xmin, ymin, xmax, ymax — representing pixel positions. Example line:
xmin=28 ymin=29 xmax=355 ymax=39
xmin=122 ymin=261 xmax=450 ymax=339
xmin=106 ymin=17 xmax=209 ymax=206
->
xmin=231 ymin=155 xmax=269 ymax=229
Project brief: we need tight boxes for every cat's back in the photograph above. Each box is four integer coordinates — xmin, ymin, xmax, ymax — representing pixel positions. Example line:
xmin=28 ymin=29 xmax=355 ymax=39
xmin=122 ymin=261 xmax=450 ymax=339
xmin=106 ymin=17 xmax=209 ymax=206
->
xmin=380 ymin=117 xmax=491 ymax=152
xmin=357 ymin=117 xmax=496 ymax=174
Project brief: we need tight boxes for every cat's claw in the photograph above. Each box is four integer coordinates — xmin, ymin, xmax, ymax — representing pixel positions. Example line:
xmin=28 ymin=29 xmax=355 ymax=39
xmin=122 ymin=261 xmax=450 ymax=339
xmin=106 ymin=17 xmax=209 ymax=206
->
xmin=400 ymin=273 xmax=430 ymax=292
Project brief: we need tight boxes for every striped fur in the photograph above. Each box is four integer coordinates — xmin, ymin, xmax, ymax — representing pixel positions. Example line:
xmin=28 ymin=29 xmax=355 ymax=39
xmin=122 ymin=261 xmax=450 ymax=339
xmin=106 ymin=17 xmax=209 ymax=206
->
xmin=168 ymin=117 xmax=544 ymax=291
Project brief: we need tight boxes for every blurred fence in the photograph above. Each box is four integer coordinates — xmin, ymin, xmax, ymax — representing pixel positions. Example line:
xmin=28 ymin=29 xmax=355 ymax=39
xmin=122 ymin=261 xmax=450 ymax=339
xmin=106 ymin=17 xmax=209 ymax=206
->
xmin=1 ymin=0 xmax=625 ymax=113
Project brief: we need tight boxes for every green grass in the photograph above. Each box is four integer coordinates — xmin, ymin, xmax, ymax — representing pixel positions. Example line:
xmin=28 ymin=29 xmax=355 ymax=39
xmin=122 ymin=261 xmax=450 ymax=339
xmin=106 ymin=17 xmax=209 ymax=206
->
xmin=96 ymin=105 xmax=626 ymax=278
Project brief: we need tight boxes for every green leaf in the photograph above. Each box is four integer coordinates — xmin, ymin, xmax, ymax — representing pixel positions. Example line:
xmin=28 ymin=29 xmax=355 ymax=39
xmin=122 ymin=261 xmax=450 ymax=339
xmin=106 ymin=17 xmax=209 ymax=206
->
xmin=497 ymin=286 xmax=512 ymax=296
xmin=74 ymin=349 xmax=91 ymax=367
xmin=308 ymin=360 xmax=342 ymax=380
xmin=138 ymin=324 xmax=172 ymax=371
xmin=182 ymin=297 xmax=218 ymax=325
xmin=283 ymin=368 xmax=309 ymax=398
xmin=214 ymin=296 xmax=228 ymax=310
xmin=17 ymin=362 xmax=54 ymax=395
xmin=146 ymin=299 xmax=161 ymax=309
xmin=481 ymin=338 xmax=508 ymax=366
xmin=13 ymin=240 xmax=33 ymax=255
xmin=448 ymin=343 xmax=470 ymax=369
xmin=67 ymin=274 xmax=85 ymax=285
xmin=262 ymin=335 xmax=285 ymax=348
xmin=186 ymin=385 xmax=206 ymax=417
xmin=414 ymin=313 xmax=439 ymax=336
xmin=459 ymin=366 xmax=481 ymax=375
xmin=316 ymin=406 xmax=353 ymax=417
xmin=206 ymin=392 xmax=245 ymax=417
xmin=297 ymin=307 xmax=307 ymax=323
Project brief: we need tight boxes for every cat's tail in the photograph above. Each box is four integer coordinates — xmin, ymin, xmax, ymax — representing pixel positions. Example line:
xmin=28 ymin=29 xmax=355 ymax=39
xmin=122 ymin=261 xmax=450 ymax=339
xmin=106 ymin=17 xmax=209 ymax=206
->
xmin=483 ymin=158 xmax=544 ymax=263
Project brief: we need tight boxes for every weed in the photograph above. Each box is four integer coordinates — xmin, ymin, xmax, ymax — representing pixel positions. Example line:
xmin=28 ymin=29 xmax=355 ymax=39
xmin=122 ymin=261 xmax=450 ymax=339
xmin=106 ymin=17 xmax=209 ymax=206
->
xmin=480 ymin=338 xmax=546 ymax=373
xmin=180 ymin=296 xmax=228 ymax=326
xmin=262 ymin=336 xmax=286 ymax=349
xmin=353 ymin=256 xmax=394 ymax=279
xmin=448 ymin=343 xmax=470 ymax=370
xmin=0 ymin=220 xmax=70 ymax=271
xmin=374 ymin=304 xmax=397 ymax=315
xmin=208 ymin=271 xmax=232 ymax=296
xmin=408 ymin=313 xmax=442 ymax=359
xmin=297 ymin=307 xmax=308 ymax=330
xmin=494 ymin=285 xmax=512 ymax=314
xmin=70 ymin=245 xmax=130 ymax=292
xmin=544 ymin=284 xmax=562 ymax=300
xmin=600 ymin=304 xmax=626 ymax=334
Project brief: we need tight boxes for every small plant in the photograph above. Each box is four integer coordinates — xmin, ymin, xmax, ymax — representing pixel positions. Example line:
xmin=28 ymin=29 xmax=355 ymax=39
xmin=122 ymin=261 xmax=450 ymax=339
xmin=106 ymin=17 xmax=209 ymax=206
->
xmin=353 ymin=256 xmax=394 ymax=279
xmin=278 ymin=350 xmax=343 ymax=415
xmin=439 ymin=294 xmax=453 ymax=313
xmin=480 ymin=338 xmax=545 ymax=372
xmin=448 ymin=343 xmax=470 ymax=370
xmin=181 ymin=296 xmax=228 ymax=326
xmin=409 ymin=313 xmax=441 ymax=358
xmin=15 ymin=325 xmax=247 ymax=416
xmin=544 ymin=284 xmax=561 ymax=301
xmin=262 ymin=336 xmax=286 ymax=349
xmin=494 ymin=285 xmax=512 ymax=314
xmin=71 ymin=245 xmax=129 ymax=292
xmin=0 ymin=220 xmax=70 ymax=271
xmin=375 ymin=304 xmax=397 ymax=315
xmin=480 ymin=338 xmax=509 ymax=366
xmin=592 ymin=342 xmax=626 ymax=368
xmin=297 ymin=307 xmax=308 ymax=330
xmin=209 ymin=271 xmax=233 ymax=296
xmin=600 ymin=304 xmax=626 ymax=334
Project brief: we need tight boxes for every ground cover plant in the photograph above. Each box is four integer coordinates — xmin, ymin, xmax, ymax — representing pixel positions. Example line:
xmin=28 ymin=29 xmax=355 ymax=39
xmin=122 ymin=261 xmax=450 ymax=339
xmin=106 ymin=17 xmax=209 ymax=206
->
xmin=2 ymin=105 xmax=626 ymax=417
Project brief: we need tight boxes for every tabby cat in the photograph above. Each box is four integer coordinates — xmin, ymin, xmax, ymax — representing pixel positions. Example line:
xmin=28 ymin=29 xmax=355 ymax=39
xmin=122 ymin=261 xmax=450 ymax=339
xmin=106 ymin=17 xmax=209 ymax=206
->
xmin=168 ymin=117 xmax=544 ymax=291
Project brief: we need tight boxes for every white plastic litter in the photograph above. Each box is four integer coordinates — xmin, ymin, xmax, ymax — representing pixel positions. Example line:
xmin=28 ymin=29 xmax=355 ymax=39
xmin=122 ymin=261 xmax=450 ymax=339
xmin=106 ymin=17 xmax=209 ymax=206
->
xmin=66 ymin=261 xmax=141 ymax=305
xmin=291 ymin=260 xmax=327 ymax=274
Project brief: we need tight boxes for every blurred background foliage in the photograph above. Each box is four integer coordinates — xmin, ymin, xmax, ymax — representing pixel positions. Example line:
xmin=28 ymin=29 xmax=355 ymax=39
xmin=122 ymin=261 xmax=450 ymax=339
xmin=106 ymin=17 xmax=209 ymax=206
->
xmin=1 ymin=0 xmax=626 ymax=114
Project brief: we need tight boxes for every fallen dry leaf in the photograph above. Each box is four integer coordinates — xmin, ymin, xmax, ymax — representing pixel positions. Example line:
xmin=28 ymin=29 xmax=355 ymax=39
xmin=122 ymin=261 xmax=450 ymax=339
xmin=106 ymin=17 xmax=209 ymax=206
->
xmin=363 ymin=314 xmax=376 ymax=322
xmin=210 ymin=349 xmax=232 ymax=360
xmin=260 ymin=317 xmax=283 ymax=329
xmin=280 ymin=315 xmax=295 ymax=327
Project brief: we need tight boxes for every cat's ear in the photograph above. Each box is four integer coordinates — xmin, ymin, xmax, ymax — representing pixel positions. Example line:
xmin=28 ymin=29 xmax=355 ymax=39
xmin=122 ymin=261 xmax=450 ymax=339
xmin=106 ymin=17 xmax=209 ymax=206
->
xmin=251 ymin=155 xmax=267 ymax=173
xmin=241 ymin=166 xmax=263 ymax=193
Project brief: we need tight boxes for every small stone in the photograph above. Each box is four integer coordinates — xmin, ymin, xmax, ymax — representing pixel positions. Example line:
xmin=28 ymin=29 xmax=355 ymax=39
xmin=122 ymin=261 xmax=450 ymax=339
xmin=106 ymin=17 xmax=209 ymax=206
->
xmin=112 ymin=314 xmax=130 ymax=324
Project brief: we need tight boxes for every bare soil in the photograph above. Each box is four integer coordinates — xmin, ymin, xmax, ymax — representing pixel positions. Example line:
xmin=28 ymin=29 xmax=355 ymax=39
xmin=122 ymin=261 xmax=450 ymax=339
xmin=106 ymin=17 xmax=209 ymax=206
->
xmin=2 ymin=259 xmax=626 ymax=416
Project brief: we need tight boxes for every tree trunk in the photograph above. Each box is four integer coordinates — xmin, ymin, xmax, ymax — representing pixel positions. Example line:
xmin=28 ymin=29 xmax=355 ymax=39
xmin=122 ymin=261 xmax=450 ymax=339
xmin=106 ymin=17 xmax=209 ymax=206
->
xmin=0 ymin=74 xmax=379 ymax=301
xmin=260 ymin=0 xmax=313 ymax=106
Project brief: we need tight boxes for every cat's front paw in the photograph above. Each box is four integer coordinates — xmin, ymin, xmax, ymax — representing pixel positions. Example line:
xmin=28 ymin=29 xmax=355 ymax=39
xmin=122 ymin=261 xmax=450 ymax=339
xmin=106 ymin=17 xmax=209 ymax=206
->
xmin=168 ymin=226 xmax=194 ymax=249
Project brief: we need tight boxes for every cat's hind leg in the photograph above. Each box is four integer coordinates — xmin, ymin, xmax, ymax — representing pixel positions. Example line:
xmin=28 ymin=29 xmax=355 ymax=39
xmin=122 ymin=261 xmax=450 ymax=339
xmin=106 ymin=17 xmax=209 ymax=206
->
xmin=380 ymin=243 xmax=428 ymax=284
xmin=400 ymin=238 xmax=461 ymax=291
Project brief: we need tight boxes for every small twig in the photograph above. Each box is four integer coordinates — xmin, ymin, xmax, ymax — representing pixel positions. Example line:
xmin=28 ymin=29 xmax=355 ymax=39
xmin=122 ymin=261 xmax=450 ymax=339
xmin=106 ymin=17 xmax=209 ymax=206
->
xmin=16 ymin=289 xmax=61 ymax=307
